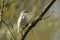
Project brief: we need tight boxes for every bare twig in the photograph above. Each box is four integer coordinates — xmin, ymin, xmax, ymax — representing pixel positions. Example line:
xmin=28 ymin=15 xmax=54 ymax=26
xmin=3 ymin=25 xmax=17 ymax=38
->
xmin=1 ymin=20 xmax=16 ymax=40
xmin=21 ymin=0 xmax=56 ymax=40
xmin=1 ymin=0 xmax=16 ymax=40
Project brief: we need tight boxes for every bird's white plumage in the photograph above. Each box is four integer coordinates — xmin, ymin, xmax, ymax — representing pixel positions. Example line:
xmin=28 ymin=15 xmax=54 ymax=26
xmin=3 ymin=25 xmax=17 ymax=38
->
xmin=17 ymin=10 xmax=28 ymax=33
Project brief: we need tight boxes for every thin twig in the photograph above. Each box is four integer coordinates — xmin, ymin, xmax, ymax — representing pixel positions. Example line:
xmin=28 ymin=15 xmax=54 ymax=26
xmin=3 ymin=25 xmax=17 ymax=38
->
xmin=1 ymin=20 xmax=16 ymax=40
xmin=21 ymin=0 xmax=56 ymax=40
xmin=1 ymin=0 xmax=17 ymax=40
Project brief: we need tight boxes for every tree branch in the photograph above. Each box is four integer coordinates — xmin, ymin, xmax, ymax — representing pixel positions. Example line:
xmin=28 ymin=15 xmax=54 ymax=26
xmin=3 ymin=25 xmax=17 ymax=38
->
xmin=21 ymin=0 xmax=56 ymax=40
xmin=1 ymin=20 xmax=16 ymax=40
xmin=1 ymin=0 xmax=16 ymax=40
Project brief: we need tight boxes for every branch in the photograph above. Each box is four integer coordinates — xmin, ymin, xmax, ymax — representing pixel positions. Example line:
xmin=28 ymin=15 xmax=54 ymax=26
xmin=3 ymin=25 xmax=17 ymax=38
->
xmin=1 ymin=20 xmax=16 ymax=40
xmin=21 ymin=0 xmax=56 ymax=40
xmin=1 ymin=0 xmax=16 ymax=40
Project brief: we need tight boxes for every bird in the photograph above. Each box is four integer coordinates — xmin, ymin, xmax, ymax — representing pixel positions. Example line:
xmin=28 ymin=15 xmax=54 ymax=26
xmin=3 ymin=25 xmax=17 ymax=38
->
xmin=17 ymin=10 xmax=28 ymax=34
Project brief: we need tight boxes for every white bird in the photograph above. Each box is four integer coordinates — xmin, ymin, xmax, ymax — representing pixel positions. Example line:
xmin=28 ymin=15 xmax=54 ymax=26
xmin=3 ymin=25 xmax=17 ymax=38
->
xmin=17 ymin=10 xmax=28 ymax=33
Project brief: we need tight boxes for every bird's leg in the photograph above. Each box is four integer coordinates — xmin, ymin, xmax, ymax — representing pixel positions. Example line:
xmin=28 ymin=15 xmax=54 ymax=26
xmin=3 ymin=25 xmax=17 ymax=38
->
xmin=20 ymin=25 xmax=26 ymax=35
xmin=19 ymin=27 xmax=23 ymax=34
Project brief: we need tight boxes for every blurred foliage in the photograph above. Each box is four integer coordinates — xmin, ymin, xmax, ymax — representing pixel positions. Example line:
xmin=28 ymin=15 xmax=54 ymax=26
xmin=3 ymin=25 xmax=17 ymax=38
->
xmin=0 ymin=0 xmax=60 ymax=40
